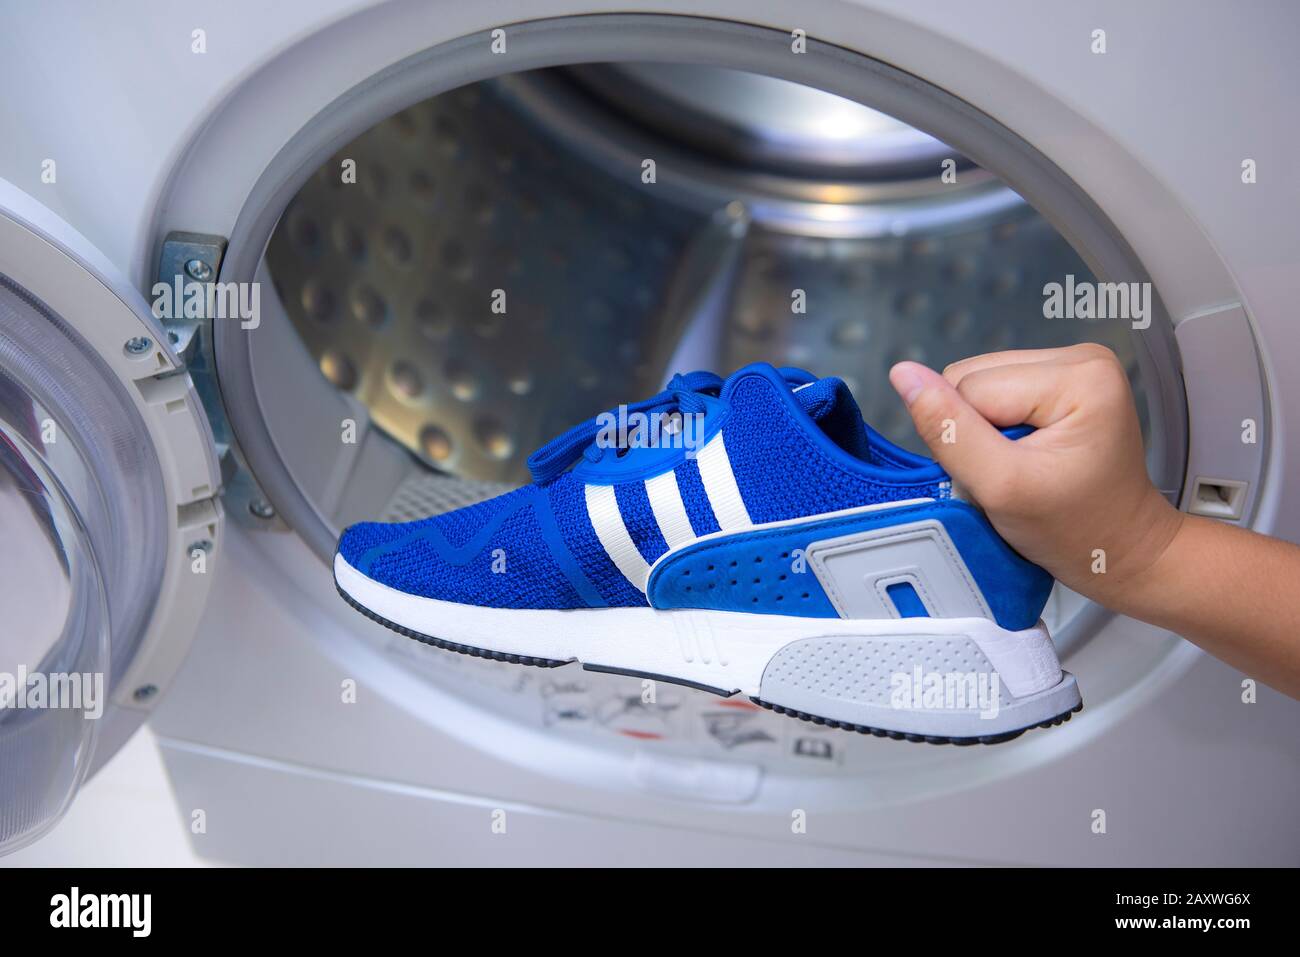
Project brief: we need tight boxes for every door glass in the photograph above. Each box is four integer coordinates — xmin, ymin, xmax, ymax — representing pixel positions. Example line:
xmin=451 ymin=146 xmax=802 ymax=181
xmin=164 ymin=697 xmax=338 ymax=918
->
xmin=0 ymin=265 xmax=166 ymax=853
xmin=0 ymin=411 xmax=109 ymax=854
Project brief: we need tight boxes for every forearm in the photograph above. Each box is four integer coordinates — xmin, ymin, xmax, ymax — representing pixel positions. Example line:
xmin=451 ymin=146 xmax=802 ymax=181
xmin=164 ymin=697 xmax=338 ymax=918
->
xmin=1106 ymin=514 xmax=1300 ymax=697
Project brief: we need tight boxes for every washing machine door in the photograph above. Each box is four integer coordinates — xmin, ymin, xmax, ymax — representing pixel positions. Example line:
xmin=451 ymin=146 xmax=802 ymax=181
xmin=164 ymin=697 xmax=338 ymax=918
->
xmin=0 ymin=179 xmax=223 ymax=853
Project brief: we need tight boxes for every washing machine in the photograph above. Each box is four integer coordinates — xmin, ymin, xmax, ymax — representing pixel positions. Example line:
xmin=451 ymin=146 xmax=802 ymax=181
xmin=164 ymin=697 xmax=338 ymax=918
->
xmin=1 ymin=0 xmax=1297 ymax=864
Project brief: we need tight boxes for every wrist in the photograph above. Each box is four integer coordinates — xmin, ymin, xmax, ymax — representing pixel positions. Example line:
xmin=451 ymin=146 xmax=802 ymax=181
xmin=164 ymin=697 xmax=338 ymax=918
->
xmin=1096 ymin=493 xmax=1188 ymax=616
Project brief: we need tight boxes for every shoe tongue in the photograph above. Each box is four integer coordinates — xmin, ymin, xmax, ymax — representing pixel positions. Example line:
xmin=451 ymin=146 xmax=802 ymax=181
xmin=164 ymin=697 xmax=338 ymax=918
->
xmin=792 ymin=376 xmax=872 ymax=460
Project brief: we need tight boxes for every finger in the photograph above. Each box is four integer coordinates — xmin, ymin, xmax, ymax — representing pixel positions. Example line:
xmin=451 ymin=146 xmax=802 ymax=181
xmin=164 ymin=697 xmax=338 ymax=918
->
xmin=888 ymin=361 xmax=1017 ymax=490
xmin=942 ymin=344 xmax=1110 ymax=387
xmin=953 ymin=362 xmax=1079 ymax=429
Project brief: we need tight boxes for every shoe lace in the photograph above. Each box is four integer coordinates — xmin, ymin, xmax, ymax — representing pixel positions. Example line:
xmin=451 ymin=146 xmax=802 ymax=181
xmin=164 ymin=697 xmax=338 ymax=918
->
xmin=526 ymin=371 xmax=724 ymax=485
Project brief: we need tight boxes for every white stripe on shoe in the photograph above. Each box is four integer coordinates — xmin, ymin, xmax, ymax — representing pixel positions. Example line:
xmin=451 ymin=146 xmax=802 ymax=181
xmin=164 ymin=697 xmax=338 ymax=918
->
xmin=584 ymin=483 xmax=650 ymax=591
xmin=645 ymin=469 xmax=695 ymax=550
xmin=694 ymin=433 xmax=752 ymax=531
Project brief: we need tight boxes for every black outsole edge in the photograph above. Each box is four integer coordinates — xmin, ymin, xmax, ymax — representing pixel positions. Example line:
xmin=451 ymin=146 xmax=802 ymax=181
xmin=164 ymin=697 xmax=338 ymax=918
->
xmin=580 ymin=662 xmax=741 ymax=698
xmin=336 ymin=576 xmax=1083 ymax=746
xmin=335 ymin=579 xmax=570 ymax=668
xmin=749 ymin=696 xmax=1084 ymax=746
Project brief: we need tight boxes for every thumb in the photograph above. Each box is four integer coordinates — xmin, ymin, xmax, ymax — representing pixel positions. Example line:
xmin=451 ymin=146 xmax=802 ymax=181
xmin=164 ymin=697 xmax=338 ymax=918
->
xmin=888 ymin=361 xmax=1015 ymax=492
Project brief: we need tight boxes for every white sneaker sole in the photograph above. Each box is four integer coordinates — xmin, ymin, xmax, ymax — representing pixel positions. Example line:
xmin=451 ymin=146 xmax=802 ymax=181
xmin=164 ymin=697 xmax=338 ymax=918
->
xmin=335 ymin=553 xmax=1082 ymax=744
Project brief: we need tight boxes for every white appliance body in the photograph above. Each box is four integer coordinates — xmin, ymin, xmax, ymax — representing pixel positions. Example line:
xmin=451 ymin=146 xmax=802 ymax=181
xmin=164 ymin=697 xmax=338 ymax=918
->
xmin=1 ymin=0 xmax=1296 ymax=864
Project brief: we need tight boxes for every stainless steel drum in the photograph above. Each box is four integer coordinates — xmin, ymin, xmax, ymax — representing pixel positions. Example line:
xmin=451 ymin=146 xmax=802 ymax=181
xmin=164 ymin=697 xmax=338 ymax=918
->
xmin=267 ymin=65 xmax=1140 ymax=487
xmin=247 ymin=61 xmax=1156 ymax=782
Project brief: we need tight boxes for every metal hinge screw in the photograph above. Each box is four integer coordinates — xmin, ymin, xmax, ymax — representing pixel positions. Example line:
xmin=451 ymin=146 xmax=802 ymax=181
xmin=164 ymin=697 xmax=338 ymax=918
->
xmin=124 ymin=336 xmax=153 ymax=356
xmin=185 ymin=258 xmax=214 ymax=281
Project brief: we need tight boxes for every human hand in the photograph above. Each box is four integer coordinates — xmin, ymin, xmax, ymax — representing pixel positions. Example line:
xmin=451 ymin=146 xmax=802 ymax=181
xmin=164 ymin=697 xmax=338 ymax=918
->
xmin=888 ymin=344 xmax=1183 ymax=607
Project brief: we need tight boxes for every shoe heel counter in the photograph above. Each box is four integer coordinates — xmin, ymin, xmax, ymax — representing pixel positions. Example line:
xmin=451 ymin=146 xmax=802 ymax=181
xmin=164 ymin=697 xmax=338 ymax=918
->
xmin=648 ymin=500 xmax=1053 ymax=627
xmin=796 ymin=501 xmax=1052 ymax=628
xmin=936 ymin=501 xmax=1054 ymax=631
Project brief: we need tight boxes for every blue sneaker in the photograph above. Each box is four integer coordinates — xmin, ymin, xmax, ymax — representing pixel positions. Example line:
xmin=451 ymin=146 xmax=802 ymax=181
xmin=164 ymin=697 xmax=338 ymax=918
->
xmin=335 ymin=363 xmax=1081 ymax=744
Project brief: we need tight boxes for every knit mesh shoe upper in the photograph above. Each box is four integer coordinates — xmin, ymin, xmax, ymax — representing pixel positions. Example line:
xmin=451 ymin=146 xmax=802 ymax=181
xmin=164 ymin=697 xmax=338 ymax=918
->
xmin=335 ymin=361 xmax=1055 ymax=624
xmin=338 ymin=361 xmax=977 ymax=608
